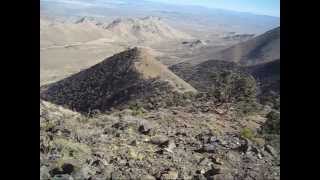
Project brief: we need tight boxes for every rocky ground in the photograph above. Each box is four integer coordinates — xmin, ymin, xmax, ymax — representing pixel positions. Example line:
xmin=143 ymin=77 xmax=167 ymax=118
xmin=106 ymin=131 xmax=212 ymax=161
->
xmin=40 ymin=97 xmax=280 ymax=180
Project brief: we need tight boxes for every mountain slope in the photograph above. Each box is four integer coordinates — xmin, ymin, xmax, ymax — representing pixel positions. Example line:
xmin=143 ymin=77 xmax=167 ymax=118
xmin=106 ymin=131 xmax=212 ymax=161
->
xmin=217 ymin=27 xmax=280 ymax=65
xmin=40 ymin=47 xmax=197 ymax=113
xmin=40 ymin=18 xmax=114 ymax=47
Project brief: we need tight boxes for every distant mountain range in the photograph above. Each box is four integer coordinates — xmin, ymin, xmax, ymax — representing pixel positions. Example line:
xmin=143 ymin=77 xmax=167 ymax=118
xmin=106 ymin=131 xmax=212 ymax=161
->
xmin=40 ymin=16 xmax=192 ymax=47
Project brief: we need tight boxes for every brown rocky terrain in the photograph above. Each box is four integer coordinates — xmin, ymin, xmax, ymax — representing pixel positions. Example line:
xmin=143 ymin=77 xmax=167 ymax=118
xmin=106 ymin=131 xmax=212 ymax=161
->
xmin=41 ymin=97 xmax=279 ymax=180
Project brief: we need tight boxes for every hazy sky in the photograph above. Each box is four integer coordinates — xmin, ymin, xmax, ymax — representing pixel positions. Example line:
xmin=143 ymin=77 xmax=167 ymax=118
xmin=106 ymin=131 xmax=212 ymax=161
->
xmin=147 ymin=0 xmax=280 ymax=17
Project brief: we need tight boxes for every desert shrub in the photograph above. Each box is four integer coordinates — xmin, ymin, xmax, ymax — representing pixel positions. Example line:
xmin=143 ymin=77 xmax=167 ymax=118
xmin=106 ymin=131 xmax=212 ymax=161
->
xmin=261 ymin=110 xmax=280 ymax=135
xmin=53 ymin=138 xmax=91 ymax=166
xmin=129 ymin=102 xmax=145 ymax=116
xmin=240 ymin=127 xmax=270 ymax=146
xmin=208 ymin=71 xmax=257 ymax=103
xmin=154 ymin=91 xmax=197 ymax=108
xmin=240 ymin=127 xmax=255 ymax=140
xmin=234 ymin=100 xmax=261 ymax=117
xmin=258 ymin=110 xmax=280 ymax=153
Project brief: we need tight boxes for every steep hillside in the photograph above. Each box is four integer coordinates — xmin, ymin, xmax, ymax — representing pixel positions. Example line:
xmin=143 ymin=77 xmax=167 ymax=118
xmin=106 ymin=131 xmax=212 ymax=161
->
xmin=248 ymin=59 xmax=280 ymax=85
xmin=247 ymin=59 xmax=280 ymax=109
xmin=40 ymin=47 xmax=197 ymax=113
xmin=217 ymin=27 xmax=280 ymax=65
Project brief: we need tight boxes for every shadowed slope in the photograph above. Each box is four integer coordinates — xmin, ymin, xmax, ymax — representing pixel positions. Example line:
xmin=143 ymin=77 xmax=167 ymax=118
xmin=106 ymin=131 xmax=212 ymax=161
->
xmin=247 ymin=59 xmax=280 ymax=109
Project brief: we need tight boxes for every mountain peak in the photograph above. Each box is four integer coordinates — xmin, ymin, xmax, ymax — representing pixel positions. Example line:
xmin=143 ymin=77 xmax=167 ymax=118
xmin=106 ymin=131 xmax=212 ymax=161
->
xmin=40 ymin=47 xmax=196 ymax=113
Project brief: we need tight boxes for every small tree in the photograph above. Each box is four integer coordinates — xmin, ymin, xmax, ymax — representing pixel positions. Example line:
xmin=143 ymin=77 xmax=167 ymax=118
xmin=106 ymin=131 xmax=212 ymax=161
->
xmin=208 ymin=70 xmax=259 ymax=115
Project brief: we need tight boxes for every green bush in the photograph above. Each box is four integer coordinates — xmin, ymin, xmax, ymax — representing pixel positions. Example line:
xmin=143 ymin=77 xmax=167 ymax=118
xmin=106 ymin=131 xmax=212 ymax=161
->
xmin=240 ymin=127 xmax=255 ymax=140
xmin=207 ymin=70 xmax=260 ymax=116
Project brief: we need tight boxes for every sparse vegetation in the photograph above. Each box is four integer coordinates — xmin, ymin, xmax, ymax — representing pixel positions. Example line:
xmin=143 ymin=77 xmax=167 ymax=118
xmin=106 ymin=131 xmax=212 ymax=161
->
xmin=240 ymin=127 xmax=255 ymax=140
xmin=208 ymin=70 xmax=257 ymax=104
xmin=207 ymin=69 xmax=260 ymax=116
xmin=129 ymin=102 xmax=146 ymax=116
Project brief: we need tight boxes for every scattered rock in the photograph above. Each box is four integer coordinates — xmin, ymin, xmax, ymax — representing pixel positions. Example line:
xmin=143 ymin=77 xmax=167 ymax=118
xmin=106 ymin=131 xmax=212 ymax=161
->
xmin=150 ymin=135 xmax=169 ymax=145
xmin=40 ymin=166 xmax=50 ymax=180
xmin=236 ymin=138 xmax=252 ymax=153
xmin=140 ymin=174 xmax=156 ymax=180
xmin=211 ymin=156 xmax=224 ymax=165
xmin=197 ymin=144 xmax=216 ymax=153
xmin=138 ymin=121 xmax=154 ymax=135
xmin=163 ymin=140 xmax=176 ymax=153
xmin=226 ymin=151 xmax=241 ymax=165
xmin=211 ymin=164 xmax=230 ymax=175
xmin=40 ymin=91 xmax=280 ymax=180
xmin=193 ymin=174 xmax=207 ymax=180
xmin=196 ymin=169 xmax=206 ymax=174
xmin=111 ymin=170 xmax=124 ymax=180
xmin=161 ymin=170 xmax=179 ymax=180
xmin=72 ymin=165 xmax=92 ymax=180
xmin=198 ymin=158 xmax=213 ymax=166
xmin=212 ymin=173 xmax=234 ymax=180
xmin=49 ymin=167 xmax=63 ymax=177
xmin=130 ymin=140 xmax=139 ymax=146
xmin=61 ymin=163 xmax=74 ymax=174
xmin=52 ymin=174 xmax=74 ymax=180
xmin=265 ymin=144 xmax=277 ymax=157
xmin=112 ymin=121 xmax=128 ymax=130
